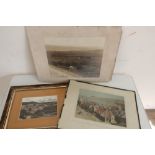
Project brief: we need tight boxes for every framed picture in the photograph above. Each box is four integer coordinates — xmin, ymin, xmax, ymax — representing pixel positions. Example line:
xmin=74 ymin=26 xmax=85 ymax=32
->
xmin=26 ymin=26 xmax=122 ymax=83
xmin=58 ymin=81 xmax=140 ymax=129
xmin=0 ymin=84 xmax=67 ymax=129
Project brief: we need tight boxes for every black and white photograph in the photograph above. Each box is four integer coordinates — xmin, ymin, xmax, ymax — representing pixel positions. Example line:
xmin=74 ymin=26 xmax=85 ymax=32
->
xmin=46 ymin=47 xmax=103 ymax=77
xmin=75 ymin=89 xmax=126 ymax=127
xmin=26 ymin=27 xmax=122 ymax=82
xmin=19 ymin=96 xmax=57 ymax=119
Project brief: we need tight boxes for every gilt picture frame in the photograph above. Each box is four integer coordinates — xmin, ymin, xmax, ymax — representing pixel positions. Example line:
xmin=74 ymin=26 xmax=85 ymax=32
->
xmin=0 ymin=84 xmax=67 ymax=129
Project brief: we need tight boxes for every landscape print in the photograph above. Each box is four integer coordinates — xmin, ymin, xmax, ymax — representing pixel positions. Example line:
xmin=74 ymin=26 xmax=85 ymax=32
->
xmin=19 ymin=96 xmax=57 ymax=119
xmin=75 ymin=89 xmax=126 ymax=127
xmin=46 ymin=47 xmax=103 ymax=77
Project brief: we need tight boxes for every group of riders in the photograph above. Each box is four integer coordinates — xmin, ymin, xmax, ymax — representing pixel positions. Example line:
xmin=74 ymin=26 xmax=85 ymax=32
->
xmin=78 ymin=96 xmax=126 ymax=127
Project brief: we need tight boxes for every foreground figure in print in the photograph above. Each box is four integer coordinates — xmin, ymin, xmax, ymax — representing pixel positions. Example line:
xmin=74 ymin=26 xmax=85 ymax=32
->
xmin=75 ymin=89 xmax=126 ymax=127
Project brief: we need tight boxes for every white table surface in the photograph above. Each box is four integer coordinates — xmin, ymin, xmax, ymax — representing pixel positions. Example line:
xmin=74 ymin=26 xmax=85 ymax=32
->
xmin=0 ymin=73 xmax=151 ymax=128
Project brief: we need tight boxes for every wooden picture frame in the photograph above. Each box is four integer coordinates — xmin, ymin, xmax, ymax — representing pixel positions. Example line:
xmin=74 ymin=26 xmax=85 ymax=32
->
xmin=58 ymin=81 xmax=140 ymax=129
xmin=0 ymin=84 xmax=67 ymax=129
xmin=26 ymin=26 xmax=122 ymax=83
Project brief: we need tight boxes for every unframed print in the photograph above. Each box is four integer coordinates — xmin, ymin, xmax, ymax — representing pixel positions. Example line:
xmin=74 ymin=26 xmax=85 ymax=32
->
xmin=26 ymin=26 xmax=122 ymax=82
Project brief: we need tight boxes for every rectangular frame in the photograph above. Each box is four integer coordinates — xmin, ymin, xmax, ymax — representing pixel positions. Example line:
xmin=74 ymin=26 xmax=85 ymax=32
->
xmin=58 ymin=81 xmax=140 ymax=129
xmin=0 ymin=84 xmax=67 ymax=129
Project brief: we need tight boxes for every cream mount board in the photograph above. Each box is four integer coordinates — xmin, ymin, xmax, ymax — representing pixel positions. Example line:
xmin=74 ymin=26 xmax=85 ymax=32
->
xmin=26 ymin=26 xmax=122 ymax=83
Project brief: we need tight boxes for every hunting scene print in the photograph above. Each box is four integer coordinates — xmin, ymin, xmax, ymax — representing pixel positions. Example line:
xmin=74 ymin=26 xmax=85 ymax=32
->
xmin=75 ymin=89 xmax=126 ymax=127
xmin=19 ymin=96 xmax=57 ymax=119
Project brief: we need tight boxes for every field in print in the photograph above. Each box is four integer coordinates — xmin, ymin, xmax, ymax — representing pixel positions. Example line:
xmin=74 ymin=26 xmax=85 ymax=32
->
xmin=75 ymin=89 xmax=126 ymax=127
xmin=20 ymin=96 xmax=57 ymax=119
xmin=46 ymin=49 xmax=103 ymax=77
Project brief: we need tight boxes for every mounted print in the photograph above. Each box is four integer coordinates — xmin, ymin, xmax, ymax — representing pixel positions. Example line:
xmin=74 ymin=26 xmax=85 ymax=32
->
xmin=26 ymin=26 xmax=122 ymax=83
xmin=19 ymin=95 xmax=57 ymax=120
xmin=0 ymin=84 xmax=67 ymax=129
xmin=58 ymin=81 xmax=140 ymax=129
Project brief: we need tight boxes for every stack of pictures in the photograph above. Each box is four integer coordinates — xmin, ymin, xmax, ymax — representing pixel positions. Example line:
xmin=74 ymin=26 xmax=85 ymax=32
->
xmin=0 ymin=80 xmax=140 ymax=129
xmin=0 ymin=26 xmax=141 ymax=129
